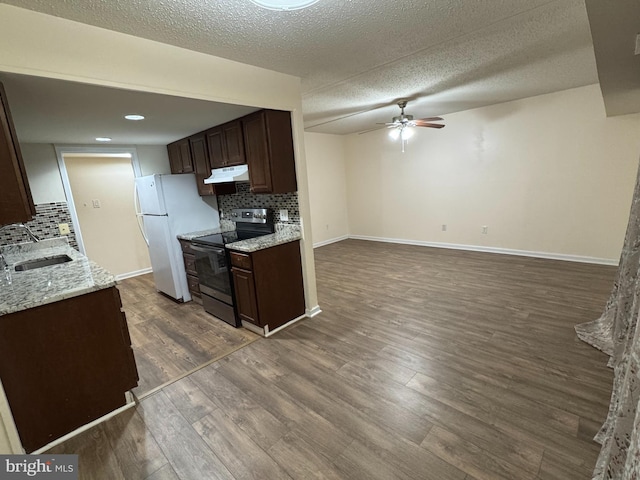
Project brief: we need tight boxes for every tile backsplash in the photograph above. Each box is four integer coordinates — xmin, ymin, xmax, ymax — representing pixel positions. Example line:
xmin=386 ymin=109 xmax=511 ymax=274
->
xmin=0 ymin=202 xmax=78 ymax=249
xmin=218 ymin=182 xmax=300 ymax=228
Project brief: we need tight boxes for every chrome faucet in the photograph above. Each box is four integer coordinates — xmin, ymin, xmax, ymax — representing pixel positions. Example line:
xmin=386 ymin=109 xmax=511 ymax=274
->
xmin=0 ymin=223 xmax=40 ymax=243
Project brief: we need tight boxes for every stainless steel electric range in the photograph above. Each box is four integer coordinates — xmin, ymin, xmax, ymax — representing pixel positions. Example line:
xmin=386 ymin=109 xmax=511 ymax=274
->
xmin=190 ymin=208 xmax=274 ymax=327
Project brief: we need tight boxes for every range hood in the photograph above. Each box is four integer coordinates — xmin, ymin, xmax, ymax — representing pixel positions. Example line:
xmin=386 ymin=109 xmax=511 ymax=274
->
xmin=204 ymin=165 xmax=249 ymax=184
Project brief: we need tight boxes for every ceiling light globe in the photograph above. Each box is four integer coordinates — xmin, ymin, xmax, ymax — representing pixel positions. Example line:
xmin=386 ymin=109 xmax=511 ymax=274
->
xmin=400 ymin=127 xmax=414 ymax=141
xmin=389 ymin=128 xmax=401 ymax=140
xmin=249 ymin=0 xmax=320 ymax=11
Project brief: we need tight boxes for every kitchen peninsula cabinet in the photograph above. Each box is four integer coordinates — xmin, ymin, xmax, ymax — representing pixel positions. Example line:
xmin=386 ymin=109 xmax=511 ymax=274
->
xmin=0 ymin=82 xmax=35 ymax=225
xmin=229 ymin=240 xmax=304 ymax=332
xmin=0 ymin=286 xmax=138 ymax=453
xmin=242 ymin=109 xmax=297 ymax=194
xmin=168 ymin=138 xmax=194 ymax=174
xmin=206 ymin=120 xmax=245 ymax=169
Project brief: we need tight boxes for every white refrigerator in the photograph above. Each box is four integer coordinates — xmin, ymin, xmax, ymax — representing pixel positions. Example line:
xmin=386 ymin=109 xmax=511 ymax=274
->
xmin=135 ymin=173 xmax=220 ymax=302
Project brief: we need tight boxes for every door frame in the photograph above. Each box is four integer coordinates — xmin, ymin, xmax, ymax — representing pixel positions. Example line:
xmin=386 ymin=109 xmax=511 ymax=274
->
xmin=54 ymin=145 xmax=141 ymax=255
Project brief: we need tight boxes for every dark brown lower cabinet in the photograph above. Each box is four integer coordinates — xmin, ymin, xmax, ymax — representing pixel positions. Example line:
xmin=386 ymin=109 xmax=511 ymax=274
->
xmin=230 ymin=241 xmax=305 ymax=332
xmin=180 ymin=239 xmax=202 ymax=304
xmin=0 ymin=287 xmax=138 ymax=453
xmin=232 ymin=267 xmax=259 ymax=324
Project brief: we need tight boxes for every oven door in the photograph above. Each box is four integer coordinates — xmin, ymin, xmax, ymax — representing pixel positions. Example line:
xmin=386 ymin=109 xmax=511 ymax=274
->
xmin=191 ymin=244 xmax=233 ymax=305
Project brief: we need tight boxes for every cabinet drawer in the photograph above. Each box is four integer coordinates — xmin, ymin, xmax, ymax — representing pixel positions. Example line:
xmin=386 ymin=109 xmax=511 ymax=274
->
xmin=183 ymin=253 xmax=197 ymax=275
xmin=180 ymin=240 xmax=195 ymax=255
xmin=187 ymin=274 xmax=201 ymax=296
xmin=230 ymin=251 xmax=252 ymax=270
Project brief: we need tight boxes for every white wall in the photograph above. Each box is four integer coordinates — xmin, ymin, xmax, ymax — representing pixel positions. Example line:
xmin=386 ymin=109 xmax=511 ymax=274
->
xmin=65 ymin=155 xmax=152 ymax=277
xmin=20 ymin=144 xmax=66 ymax=203
xmin=304 ymin=132 xmax=349 ymax=246
xmin=137 ymin=145 xmax=171 ymax=176
xmin=0 ymin=3 xmax=319 ymax=454
xmin=20 ymin=143 xmax=173 ymax=205
xmin=345 ymin=85 xmax=640 ymax=263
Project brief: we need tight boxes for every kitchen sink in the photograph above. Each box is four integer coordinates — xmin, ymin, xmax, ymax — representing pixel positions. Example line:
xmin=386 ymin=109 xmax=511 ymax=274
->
xmin=14 ymin=254 xmax=73 ymax=271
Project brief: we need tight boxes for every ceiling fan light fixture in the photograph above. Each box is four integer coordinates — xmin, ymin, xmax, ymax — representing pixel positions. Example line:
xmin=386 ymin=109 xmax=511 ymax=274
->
xmin=249 ymin=0 xmax=320 ymax=11
xmin=388 ymin=128 xmax=401 ymax=140
xmin=400 ymin=126 xmax=414 ymax=141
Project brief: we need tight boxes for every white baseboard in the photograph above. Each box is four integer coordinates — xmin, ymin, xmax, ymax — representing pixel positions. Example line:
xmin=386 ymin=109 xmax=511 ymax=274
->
xmin=115 ymin=267 xmax=153 ymax=281
xmin=306 ymin=305 xmax=322 ymax=317
xmin=348 ymin=235 xmax=619 ymax=266
xmin=313 ymin=235 xmax=349 ymax=249
xmin=242 ymin=312 xmax=308 ymax=338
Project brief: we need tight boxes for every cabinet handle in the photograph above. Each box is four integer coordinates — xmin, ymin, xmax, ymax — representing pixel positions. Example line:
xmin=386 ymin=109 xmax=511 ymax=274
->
xmin=191 ymin=245 xmax=225 ymax=255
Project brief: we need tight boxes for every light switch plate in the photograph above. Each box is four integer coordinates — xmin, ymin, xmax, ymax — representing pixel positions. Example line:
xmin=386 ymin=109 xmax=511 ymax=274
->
xmin=279 ymin=209 xmax=289 ymax=221
xmin=58 ymin=223 xmax=70 ymax=235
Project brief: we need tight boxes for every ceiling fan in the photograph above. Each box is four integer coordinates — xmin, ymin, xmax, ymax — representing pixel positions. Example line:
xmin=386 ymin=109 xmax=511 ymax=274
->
xmin=379 ymin=100 xmax=445 ymax=152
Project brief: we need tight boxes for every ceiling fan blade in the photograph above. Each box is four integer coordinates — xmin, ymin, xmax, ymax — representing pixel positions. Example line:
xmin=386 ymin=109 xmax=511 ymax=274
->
xmin=416 ymin=117 xmax=443 ymax=122
xmin=415 ymin=122 xmax=445 ymax=129
xmin=376 ymin=122 xmax=399 ymax=126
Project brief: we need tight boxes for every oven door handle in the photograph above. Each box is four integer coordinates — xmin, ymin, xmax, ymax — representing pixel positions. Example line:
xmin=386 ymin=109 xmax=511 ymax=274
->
xmin=191 ymin=244 xmax=226 ymax=255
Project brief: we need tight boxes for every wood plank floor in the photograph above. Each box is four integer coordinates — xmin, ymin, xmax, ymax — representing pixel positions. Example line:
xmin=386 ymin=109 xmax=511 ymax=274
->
xmin=49 ymin=240 xmax=616 ymax=479
xmin=117 ymin=274 xmax=258 ymax=397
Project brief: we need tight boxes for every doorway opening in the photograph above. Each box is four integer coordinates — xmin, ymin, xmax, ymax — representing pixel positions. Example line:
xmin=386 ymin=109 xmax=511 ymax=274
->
xmin=55 ymin=146 xmax=151 ymax=280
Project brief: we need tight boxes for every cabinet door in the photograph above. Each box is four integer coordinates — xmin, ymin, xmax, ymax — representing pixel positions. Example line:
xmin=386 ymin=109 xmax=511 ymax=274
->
xmin=178 ymin=139 xmax=194 ymax=173
xmin=242 ymin=111 xmax=273 ymax=193
xmin=189 ymin=134 xmax=214 ymax=196
xmin=0 ymin=287 xmax=138 ymax=452
xmin=232 ymin=267 xmax=260 ymax=325
xmin=167 ymin=142 xmax=182 ymax=174
xmin=206 ymin=127 xmax=227 ymax=169
xmin=0 ymin=82 xmax=35 ymax=224
xmin=167 ymin=143 xmax=182 ymax=173
xmin=223 ymin=120 xmax=245 ymax=166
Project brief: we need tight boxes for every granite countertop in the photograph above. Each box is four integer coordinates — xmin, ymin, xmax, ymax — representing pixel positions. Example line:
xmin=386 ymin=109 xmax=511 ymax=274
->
xmin=0 ymin=238 xmax=116 ymax=316
xmin=177 ymin=224 xmax=235 ymax=241
xmin=178 ymin=224 xmax=301 ymax=253
xmin=226 ymin=225 xmax=302 ymax=253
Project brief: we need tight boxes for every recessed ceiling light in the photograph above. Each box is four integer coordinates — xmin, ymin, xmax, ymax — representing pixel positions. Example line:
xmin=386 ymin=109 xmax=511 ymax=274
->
xmin=249 ymin=0 xmax=320 ymax=11
xmin=124 ymin=114 xmax=145 ymax=121
xmin=95 ymin=137 xmax=112 ymax=142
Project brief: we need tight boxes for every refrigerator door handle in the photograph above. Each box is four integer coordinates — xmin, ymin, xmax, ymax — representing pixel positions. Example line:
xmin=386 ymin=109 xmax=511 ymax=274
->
xmin=134 ymin=184 xmax=150 ymax=246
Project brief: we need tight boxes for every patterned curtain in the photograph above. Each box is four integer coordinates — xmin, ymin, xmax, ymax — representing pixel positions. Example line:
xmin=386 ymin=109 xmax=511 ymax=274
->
xmin=575 ymin=157 xmax=640 ymax=479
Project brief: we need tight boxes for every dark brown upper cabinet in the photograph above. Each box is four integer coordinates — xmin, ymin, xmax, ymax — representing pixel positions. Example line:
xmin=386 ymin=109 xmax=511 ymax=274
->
xmin=206 ymin=120 xmax=245 ymax=169
xmin=0 ymin=82 xmax=35 ymax=226
xmin=189 ymin=133 xmax=215 ymax=197
xmin=189 ymin=133 xmax=236 ymax=196
xmin=167 ymin=138 xmax=194 ymax=174
xmin=242 ymin=109 xmax=297 ymax=194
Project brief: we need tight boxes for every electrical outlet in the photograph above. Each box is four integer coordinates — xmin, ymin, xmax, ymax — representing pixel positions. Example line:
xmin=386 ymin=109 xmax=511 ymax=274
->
xmin=482 ymin=225 xmax=488 ymax=234
xmin=442 ymin=224 xmax=447 ymax=232
xmin=92 ymin=199 xmax=101 ymax=209
xmin=279 ymin=209 xmax=289 ymax=222
xmin=58 ymin=223 xmax=70 ymax=235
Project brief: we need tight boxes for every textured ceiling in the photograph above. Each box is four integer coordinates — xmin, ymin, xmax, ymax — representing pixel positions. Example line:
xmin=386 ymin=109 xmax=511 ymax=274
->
xmin=2 ymin=0 xmax=599 ymax=136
